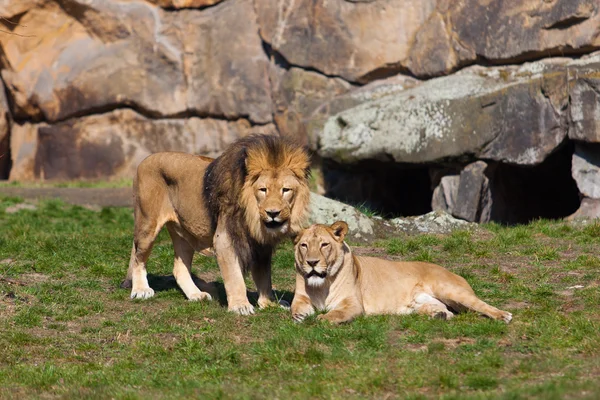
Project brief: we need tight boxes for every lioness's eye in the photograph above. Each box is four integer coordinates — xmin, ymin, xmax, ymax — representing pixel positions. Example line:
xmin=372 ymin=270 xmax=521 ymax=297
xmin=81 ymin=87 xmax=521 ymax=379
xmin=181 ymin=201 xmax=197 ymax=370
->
xmin=282 ymin=188 xmax=291 ymax=193
xmin=300 ymin=243 xmax=307 ymax=248
xmin=321 ymin=243 xmax=330 ymax=248
xmin=259 ymin=188 xmax=267 ymax=193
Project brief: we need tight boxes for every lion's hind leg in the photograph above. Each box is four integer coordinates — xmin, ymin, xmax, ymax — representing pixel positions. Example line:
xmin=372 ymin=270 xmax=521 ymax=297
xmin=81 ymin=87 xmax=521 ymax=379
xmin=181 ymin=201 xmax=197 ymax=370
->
xmin=128 ymin=219 xmax=162 ymax=300
xmin=167 ymin=224 xmax=212 ymax=302
xmin=412 ymin=293 xmax=455 ymax=320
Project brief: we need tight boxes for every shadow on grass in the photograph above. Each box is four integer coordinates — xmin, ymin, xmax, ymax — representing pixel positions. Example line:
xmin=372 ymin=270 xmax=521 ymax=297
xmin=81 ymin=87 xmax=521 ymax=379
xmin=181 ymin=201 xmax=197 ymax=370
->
xmin=121 ymin=274 xmax=294 ymax=308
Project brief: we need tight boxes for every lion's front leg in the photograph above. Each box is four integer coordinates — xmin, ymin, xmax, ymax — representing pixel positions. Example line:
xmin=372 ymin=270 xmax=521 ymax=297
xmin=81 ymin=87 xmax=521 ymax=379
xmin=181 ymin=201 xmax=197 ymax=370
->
xmin=214 ymin=221 xmax=254 ymax=315
xmin=251 ymin=250 xmax=287 ymax=309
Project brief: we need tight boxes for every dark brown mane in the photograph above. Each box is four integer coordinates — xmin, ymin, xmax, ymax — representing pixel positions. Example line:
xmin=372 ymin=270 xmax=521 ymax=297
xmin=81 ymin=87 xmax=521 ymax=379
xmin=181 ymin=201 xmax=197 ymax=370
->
xmin=202 ymin=134 xmax=311 ymax=273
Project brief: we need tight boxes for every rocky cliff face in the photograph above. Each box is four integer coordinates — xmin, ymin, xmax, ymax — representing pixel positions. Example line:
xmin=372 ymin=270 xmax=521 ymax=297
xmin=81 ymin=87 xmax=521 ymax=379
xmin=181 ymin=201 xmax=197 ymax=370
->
xmin=1 ymin=0 xmax=599 ymax=222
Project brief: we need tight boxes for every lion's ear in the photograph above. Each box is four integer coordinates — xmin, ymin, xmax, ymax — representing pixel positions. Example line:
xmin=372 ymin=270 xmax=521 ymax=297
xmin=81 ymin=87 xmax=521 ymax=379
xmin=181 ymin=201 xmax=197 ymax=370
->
xmin=330 ymin=221 xmax=349 ymax=242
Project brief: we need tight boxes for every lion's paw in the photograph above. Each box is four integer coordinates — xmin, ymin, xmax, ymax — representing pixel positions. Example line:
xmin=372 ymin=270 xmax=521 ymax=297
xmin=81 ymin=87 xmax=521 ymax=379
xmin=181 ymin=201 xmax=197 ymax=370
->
xmin=229 ymin=303 xmax=255 ymax=316
xmin=131 ymin=287 xmax=155 ymax=300
xmin=188 ymin=292 xmax=212 ymax=302
xmin=278 ymin=299 xmax=291 ymax=309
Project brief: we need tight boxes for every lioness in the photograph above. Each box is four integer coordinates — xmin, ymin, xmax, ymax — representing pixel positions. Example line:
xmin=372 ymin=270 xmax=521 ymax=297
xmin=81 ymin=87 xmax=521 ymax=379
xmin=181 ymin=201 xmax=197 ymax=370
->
xmin=122 ymin=134 xmax=311 ymax=315
xmin=291 ymin=221 xmax=513 ymax=324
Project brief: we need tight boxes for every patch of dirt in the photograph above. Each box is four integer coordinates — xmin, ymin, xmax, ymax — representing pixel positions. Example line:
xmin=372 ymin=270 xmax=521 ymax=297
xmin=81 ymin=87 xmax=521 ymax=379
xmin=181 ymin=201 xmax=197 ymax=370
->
xmin=503 ymin=300 xmax=530 ymax=310
xmin=352 ymin=246 xmax=391 ymax=258
xmin=0 ymin=187 xmax=132 ymax=208
xmin=5 ymin=203 xmax=37 ymax=213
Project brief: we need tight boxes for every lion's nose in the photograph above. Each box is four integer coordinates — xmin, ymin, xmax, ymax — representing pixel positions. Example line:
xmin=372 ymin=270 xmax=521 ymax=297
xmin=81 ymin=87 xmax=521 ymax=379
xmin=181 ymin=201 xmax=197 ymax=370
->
xmin=306 ymin=259 xmax=319 ymax=267
xmin=266 ymin=210 xmax=280 ymax=219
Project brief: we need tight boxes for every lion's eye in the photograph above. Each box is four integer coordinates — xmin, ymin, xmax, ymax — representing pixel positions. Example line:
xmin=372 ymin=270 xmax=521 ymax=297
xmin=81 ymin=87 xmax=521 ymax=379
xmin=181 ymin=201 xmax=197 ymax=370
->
xmin=282 ymin=188 xmax=292 ymax=193
xmin=321 ymin=243 xmax=330 ymax=248
xmin=259 ymin=188 xmax=267 ymax=193
xmin=300 ymin=243 xmax=308 ymax=249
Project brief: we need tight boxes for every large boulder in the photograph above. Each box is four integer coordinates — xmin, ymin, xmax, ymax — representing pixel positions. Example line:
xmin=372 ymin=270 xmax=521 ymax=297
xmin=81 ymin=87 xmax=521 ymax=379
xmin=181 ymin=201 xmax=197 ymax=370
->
xmin=271 ymin=67 xmax=352 ymax=144
xmin=9 ymin=109 xmax=275 ymax=180
xmin=255 ymin=0 xmax=435 ymax=83
xmin=1 ymin=0 xmax=272 ymax=124
xmin=568 ymin=58 xmax=600 ymax=143
xmin=571 ymin=143 xmax=600 ymax=219
xmin=316 ymin=54 xmax=600 ymax=166
xmin=255 ymin=0 xmax=600 ymax=81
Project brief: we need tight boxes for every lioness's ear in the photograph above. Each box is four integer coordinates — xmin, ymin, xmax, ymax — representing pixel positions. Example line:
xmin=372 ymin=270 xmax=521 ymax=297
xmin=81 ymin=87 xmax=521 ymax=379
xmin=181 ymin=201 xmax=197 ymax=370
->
xmin=293 ymin=230 xmax=304 ymax=245
xmin=330 ymin=221 xmax=349 ymax=242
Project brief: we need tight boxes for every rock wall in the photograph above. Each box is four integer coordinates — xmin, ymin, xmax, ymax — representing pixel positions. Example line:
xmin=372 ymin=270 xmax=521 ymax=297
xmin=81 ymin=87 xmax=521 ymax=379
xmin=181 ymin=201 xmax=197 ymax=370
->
xmin=1 ymin=0 xmax=600 ymax=221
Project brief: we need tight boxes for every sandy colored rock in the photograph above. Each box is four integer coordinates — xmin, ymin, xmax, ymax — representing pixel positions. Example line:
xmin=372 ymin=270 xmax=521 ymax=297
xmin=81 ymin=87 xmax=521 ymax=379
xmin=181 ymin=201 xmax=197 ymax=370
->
xmin=255 ymin=0 xmax=435 ymax=82
xmin=9 ymin=109 xmax=276 ymax=181
xmin=1 ymin=0 xmax=272 ymax=123
xmin=271 ymin=67 xmax=352 ymax=144
xmin=256 ymin=0 xmax=600 ymax=80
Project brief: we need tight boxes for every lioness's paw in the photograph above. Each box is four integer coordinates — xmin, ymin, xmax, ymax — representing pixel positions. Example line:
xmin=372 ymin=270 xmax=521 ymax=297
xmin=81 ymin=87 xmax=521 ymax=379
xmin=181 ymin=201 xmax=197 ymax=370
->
xmin=292 ymin=313 xmax=308 ymax=323
xmin=131 ymin=287 xmax=155 ymax=300
xmin=433 ymin=310 xmax=454 ymax=320
xmin=229 ymin=303 xmax=255 ymax=316
xmin=317 ymin=313 xmax=346 ymax=324
xmin=188 ymin=292 xmax=212 ymax=302
xmin=500 ymin=311 xmax=513 ymax=324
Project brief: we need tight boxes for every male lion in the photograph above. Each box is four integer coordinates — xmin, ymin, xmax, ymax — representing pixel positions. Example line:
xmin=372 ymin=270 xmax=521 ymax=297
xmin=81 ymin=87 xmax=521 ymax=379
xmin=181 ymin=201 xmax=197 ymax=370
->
xmin=291 ymin=221 xmax=513 ymax=324
xmin=122 ymin=134 xmax=311 ymax=315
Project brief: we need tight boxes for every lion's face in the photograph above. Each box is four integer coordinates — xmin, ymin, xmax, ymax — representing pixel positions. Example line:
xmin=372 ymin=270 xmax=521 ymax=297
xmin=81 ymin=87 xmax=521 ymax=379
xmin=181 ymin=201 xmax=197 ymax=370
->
xmin=251 ymin=170 xmax=302 ymax=234
xmin=295 ymin=221 xmax=349 ymax=287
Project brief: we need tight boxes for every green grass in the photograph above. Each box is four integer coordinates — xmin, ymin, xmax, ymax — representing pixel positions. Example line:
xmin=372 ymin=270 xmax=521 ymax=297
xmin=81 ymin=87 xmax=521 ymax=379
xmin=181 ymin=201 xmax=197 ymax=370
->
xmin=1 ymin=196 xmax=600 ymax=399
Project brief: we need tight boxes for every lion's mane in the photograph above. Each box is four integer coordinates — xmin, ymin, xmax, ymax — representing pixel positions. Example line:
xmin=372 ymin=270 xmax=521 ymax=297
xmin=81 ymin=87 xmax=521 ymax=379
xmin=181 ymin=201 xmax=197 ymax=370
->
xmin=203 ymin=134 xmax=311 ymax=272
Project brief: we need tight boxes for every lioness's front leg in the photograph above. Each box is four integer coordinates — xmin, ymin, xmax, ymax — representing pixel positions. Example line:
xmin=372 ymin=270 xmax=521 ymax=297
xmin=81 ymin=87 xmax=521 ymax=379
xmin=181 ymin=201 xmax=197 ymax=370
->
xmin=318 ymin=297 xmax=363 ymax=324
xmin=291 ymin=274 xmax=315 ymax=322
xmin=214 ymin=220 xmax=254 ymax=315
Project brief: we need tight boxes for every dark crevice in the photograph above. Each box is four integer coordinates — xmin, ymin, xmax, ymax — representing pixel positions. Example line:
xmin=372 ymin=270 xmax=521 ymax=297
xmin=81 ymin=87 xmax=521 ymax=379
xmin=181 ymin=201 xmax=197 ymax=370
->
xmin=261 ymin=39 xmax=357 ymax=85
xmin=152 ymin=0 xmax=228 ymax=12
xmin=0 ymin=56 xmax=13 ymax=179
xmin=358 ymin=63 xmax=419 ymax=83
xmin=10 ymin=102 xmax=264 ymax=127
xmin=408 ymin=45 xmax=600 ymax=80
xmin=543 ymin=16 xmax=590 ymax=31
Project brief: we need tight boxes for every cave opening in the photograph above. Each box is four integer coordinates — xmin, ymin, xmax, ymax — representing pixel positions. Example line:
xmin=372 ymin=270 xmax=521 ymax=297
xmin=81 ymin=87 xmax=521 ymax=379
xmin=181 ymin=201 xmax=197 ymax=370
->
xmin=320 ymin=141 xmax=581 ymax=224
xmin=488 ymin=142 xmax=581 ymax=224
xmin=321 ymin=159 xmax=433 ymax=218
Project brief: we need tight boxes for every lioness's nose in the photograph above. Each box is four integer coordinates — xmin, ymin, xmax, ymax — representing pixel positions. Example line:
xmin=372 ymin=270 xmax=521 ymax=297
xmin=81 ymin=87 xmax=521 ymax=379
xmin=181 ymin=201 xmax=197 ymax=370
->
xmin=307 ymin=259 xmax=319 ymax=267
xmin=266 ymin=210 xmax=280 ymax=219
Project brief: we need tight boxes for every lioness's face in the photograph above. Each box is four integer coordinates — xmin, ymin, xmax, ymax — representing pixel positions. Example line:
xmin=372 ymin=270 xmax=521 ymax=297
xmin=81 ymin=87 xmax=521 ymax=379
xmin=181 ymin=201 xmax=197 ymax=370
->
xmin=253 ymin=170 xmax=303 ymax=234
xmin=295 ymin=222 xmax=349 ymax=287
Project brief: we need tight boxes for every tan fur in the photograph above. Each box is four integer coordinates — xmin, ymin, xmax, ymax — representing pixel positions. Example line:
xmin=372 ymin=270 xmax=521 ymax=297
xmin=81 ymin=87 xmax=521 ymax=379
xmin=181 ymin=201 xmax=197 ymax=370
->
xmin=123 ymin=134 xmax=311 ymax=315
xmin=291 ymin=222 xmax=513 ymax=324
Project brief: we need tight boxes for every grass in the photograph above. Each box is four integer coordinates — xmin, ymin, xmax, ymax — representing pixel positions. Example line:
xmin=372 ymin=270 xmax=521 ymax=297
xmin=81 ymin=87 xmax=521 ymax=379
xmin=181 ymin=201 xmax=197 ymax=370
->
xmin=1 ymin=196 xmax=600 ymax=399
